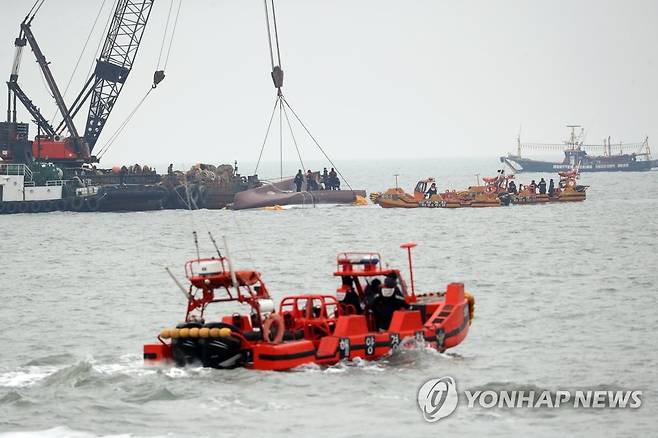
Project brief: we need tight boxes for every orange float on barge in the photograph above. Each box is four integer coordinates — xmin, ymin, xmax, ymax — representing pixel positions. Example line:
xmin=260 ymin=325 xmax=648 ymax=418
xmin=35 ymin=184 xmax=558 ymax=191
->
xmin=144 ymin=243 xmax=474 ymax=370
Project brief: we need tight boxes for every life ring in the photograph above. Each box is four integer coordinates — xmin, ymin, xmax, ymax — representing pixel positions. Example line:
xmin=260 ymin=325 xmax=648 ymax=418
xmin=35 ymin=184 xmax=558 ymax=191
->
xmin=566 ymin=180 xmax=576 ymax=188
xmin=485 ymin=185 xmax=496 ymax=194
xmin=262 ymin=314 xmax=284 ymax=344
xmin=70 ymin=196 xmax=85 ymax=212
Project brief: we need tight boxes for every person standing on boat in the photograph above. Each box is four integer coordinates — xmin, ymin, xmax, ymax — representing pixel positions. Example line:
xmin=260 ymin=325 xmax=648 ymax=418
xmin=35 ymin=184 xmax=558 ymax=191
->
xmin=294 ymin=169 xmax=304 ymax=192
xmin=364 ymin=279 xmax=381 ymax=306
xmin=425 ymin=182 xmax=438 ymax=198
xmin=538 ymin=178 xmax=547 ymax=194
xmin=321 ymin=168 xmax=329 ymax=190
xmin=306 ymin=170 xmax=316 ymax=191
xmin=529 ymin=180 xmax=537 ymax=194
xmin=373 ymin=273 xmax=410 ymax=331
xmin=548 ymin=179 xmax=555 ymax=196
xmin=508 ymin=180 xmax=517 ymax=194
xmin=328 ymin=168 xmax=338 ymax=190
xmin=337 ymin=276 xmax=362 ymax=314
xmin=120 ymin=165 xmax=128 ymax=185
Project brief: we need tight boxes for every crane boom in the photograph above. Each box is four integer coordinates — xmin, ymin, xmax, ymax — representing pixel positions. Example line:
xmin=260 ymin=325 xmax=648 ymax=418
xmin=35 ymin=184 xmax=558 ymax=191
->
xmin=20 ymin=21 xmax=80 ymax=141
xmin=83 ymin=0 xmax=155 ymax=151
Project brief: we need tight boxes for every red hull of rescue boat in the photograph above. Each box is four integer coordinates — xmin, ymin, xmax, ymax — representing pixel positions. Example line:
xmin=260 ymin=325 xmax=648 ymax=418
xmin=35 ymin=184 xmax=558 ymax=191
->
xmin=143 ymin=245 xmax=474 ymax=371
xmin=144 ymin=283 xmax=471 ymax=371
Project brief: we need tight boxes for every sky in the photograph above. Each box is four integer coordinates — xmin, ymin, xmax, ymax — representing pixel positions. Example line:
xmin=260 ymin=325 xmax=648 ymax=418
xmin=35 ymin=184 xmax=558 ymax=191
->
xmin=1 ymin=0 xmax=658 ymax=168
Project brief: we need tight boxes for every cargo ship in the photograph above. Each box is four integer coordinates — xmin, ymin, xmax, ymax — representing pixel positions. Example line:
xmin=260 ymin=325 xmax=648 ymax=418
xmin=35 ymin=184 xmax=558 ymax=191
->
xmin=500 ymin=126 xmax=657 ymax=173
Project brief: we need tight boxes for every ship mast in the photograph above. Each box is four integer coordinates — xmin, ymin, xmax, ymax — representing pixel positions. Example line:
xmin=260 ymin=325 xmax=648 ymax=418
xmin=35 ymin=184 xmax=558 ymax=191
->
xmin=566 ymin=125 xmax=582 ymax=151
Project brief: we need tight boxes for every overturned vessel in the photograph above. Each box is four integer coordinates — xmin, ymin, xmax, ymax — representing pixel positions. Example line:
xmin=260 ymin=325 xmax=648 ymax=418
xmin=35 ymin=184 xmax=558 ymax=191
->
xmin=231 ymin=176 xmax=366 ymax=210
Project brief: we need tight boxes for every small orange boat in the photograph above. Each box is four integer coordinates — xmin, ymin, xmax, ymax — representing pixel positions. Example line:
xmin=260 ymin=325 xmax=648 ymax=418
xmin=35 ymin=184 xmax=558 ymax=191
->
xmin=144 ymin=242 xmax=474 ymax=370
xmin=551 ymin=170 xmax=588 ymax=202
xmin=374 ymin=176 xmax=508 ymax=208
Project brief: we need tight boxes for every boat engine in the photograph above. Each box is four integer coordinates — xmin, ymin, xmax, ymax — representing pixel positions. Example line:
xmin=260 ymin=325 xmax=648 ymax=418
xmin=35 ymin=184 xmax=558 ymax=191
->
xmin=198 ymin=322 xmax=245 ymax=369
xmin=171 ymin=322 xmax=204 ymax=366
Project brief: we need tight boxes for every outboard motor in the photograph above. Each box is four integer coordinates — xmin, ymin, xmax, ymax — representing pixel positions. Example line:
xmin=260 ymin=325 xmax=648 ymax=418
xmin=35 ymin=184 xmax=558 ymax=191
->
xmin=171 ymin=322 xmax=204 ymax=366
xmin=199 ymin=322 xmax=244 ymax=369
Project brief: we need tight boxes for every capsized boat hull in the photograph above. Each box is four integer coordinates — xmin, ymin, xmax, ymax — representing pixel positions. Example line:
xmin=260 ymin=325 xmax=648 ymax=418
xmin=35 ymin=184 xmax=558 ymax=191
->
xmin=232 ymin=177 xmax=366 ymax=210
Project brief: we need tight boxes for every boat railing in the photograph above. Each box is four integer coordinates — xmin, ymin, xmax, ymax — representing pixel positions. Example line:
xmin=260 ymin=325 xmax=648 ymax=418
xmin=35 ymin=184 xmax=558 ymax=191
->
xmin=46 ymin=180 xmax=67 ymax=186
xmin=336 ymin=252 xmax=383 ymax=273
xmin=0 ymin=163 xmax=32 ymax=180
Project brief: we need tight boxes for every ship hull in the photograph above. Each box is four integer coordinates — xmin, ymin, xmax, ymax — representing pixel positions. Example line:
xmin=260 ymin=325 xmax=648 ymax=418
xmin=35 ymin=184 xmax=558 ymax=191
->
xmin=501 ymin=155 xmax=654 ymax=173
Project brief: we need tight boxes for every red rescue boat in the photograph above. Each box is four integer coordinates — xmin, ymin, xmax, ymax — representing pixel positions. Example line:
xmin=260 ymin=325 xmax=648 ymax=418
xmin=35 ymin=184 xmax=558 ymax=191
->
xmin=144 ymin=242 xmax=475 ymax=371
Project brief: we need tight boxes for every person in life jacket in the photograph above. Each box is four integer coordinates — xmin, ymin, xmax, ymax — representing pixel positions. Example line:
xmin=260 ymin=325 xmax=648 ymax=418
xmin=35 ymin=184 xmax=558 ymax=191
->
xmin=507 ymin=180 xmax=517 ymax=194
xmin=306 ymin=170 xmax=319 ymax=191
xmin=372 ymin=273 xmax=410 ymax=331
xmin=538 ymin=178 xmax=547 ymax=194
xmin=294 ymin=169 xmax=304 ymax=192
xmin=425 ymin=182 xmax=438 ymax=198
xmin=336 ymin=276 xmax=362 ymax=314
xmin=328 ymin=168 xmax=339 ymax=190
xmin=529 ymin=180 xmax=537 ymax=194
xmin=321 ymin=168 xmax=329 ymax=190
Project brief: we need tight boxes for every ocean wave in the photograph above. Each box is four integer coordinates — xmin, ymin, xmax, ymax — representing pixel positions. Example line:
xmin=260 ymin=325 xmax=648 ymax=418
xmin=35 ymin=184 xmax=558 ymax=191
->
xmin=0 ymin=426 xmax=166 ymax=438
xmin=0 ymin=366 xmax=60 ymax=388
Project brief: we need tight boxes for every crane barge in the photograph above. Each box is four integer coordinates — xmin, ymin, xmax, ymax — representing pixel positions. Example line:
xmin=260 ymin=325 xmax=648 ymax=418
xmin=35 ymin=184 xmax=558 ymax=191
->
xmin=0 ymin=1 xmax=172 ymax=213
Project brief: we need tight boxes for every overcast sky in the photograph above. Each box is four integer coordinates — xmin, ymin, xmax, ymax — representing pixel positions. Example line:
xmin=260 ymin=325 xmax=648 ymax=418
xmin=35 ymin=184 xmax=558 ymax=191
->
xmin=1 ymin=0 xmax=657 ymax=167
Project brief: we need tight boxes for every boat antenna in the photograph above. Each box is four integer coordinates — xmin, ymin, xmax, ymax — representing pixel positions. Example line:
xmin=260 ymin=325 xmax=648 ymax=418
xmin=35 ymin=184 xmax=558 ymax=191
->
xmin=223 ymin=236 xmax=239 ymax=290
xmin=165 ymin=267 xmax=191 ymax=301
xmin=475 ymin=173 xmax=481 ymax=186
xmin=400 ymin=242 xmax=417 ymax=297
xmin=394 ymin=174 xmax=400 ymax=189
xmin=193 ymin=231 xmax=200 ymax=260
xmin=208 ymin=232 xmax=223 ymax=258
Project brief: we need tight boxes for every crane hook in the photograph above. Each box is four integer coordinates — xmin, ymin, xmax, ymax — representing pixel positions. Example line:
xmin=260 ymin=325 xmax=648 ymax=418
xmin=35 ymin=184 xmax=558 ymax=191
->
xmin=152 ymin=70 xmax=166 ymax=89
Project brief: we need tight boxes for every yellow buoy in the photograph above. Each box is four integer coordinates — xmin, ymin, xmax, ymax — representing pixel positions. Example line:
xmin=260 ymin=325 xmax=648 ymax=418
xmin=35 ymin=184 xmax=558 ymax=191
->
xmin=199 ymin=327 xmax=210 ymax=338
xmin=170 ymin=328 xmax=179 ymax=338
xmin=352 ymin=195 xmax=369 ymax=206
xmin=264 ymin=205 xmax=284 ymax=211
xmin=179 ymin=328 xmax=190 ymax=338
xmin=218 ymin=327 xmax=232 ymax=338
xmin=160 ymin=329 xmax=171 ymax=339
xmin=189 ymin=327 xmax=199 ymax=338
xmin=209 ymin=328 xmax=220 ymax=337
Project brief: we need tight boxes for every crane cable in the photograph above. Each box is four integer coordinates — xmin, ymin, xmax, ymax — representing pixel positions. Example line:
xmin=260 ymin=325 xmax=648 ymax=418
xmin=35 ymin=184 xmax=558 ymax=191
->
xmin=256 ymin=0 xmax=353 ymax=191
xmin=96 ymin=0 xmax=182 ymax=160
xmin=51 ymin=0 xmax=109 ymax=128
xmin=281 ymin=96 xmax=353 ymax=192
